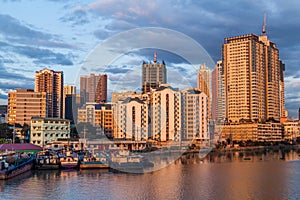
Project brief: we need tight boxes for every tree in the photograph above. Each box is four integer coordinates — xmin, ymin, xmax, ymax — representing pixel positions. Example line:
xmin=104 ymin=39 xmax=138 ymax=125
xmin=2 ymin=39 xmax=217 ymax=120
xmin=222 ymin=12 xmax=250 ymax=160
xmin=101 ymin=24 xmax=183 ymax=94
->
xmin=21 ymin=123 xmax=30 ymax=143
xmin=0 ymin=123 xmax=13 ymax=140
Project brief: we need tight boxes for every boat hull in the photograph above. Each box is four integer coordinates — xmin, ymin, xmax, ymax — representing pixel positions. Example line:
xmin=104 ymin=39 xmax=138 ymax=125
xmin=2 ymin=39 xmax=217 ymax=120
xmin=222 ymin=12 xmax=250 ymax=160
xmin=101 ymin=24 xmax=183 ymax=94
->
xmin=0 ymin=158 xmax=34 ymax=180
xmin=80 ymin=162 xmax=109 ymax=169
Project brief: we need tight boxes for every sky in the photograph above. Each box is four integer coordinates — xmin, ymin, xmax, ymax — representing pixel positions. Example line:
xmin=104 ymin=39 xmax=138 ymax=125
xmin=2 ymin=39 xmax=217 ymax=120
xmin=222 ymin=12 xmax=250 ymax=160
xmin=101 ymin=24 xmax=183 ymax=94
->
xmin=0 ymin=0 xmax=300 ymax=117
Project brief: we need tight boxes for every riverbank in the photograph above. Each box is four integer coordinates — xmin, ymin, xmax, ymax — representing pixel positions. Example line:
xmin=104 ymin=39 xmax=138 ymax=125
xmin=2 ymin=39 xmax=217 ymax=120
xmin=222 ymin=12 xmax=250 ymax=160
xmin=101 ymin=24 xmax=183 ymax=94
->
xmin=211 ymin=144 xmax=300 ymax=153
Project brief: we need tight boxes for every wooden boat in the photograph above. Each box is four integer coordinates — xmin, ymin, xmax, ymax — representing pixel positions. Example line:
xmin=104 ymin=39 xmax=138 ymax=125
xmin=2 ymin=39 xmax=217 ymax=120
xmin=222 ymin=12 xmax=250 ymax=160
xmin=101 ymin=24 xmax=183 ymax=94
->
xmin=80 ymin=157 xmax=109 ymax=169
xmin=0 ymin=153 xmax=35 ymax=180
xmin=59 ymin=156 xmax=78 ymax=169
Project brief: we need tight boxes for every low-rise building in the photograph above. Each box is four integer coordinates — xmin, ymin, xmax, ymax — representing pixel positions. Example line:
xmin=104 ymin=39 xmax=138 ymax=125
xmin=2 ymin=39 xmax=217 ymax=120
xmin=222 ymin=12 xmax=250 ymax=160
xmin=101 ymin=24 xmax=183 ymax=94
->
xmin=30 ymin=117 xmax=70 ymax=147
xmin=283 ymin=121 xmax=300 ymax=141
xmin=221 ymin=122 xmax=283 ymax=142
xmin=78 ymin=103 xmax=114 ymax=137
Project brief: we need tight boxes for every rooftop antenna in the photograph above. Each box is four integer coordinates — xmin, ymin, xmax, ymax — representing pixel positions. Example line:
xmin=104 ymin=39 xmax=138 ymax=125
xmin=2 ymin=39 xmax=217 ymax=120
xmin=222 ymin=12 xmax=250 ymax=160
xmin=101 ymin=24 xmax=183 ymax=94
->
xmin=262 ymin=12 xmax=267 ymax=36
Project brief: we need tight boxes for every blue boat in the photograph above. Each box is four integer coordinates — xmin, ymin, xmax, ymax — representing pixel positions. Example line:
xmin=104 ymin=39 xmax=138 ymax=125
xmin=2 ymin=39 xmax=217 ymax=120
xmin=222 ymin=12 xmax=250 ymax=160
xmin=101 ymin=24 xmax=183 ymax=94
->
xmin=0 ymin=153 xmax=35 ymax=180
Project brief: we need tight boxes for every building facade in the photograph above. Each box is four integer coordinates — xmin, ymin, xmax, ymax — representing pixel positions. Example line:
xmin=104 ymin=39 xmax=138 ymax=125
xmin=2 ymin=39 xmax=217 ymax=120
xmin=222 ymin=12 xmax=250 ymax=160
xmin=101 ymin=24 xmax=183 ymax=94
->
xmin=142 ymin=53 xmax=167 ymax=93
xmin=181 ymin=88 xmax=209 ymax=141
xmin=35 ymin=68 xmax=63 ymax=118
xmin=63 ymin=85 xmax=76 ymax=119
xmin=151 ymin=85 xmax=181 ymax=142
xmin=221 ymin=122 xmax=282 ymax=142
xmin=197 ymin=64 xmax=211 ymax=119
xmin=78 ymin=103 xmax=113 ymax=137
xmin=30 ymin=117 xmax=70 ymax=147
xmin=80 ymin=74 xmax=107 ymax=105
xmin=8 ymin=89 xmax=47 ymax=125
xmin=111 ymin=91 xmax=136 ymax=103
xmin=223 ymin=33 xmax=283 ymax=122
xmin=0 ymin=105 xmax=7 ymax=123
xmin=283 ymin=121 xmax=300 ymax=141
xmin=113 ymin=97 xmax=148 ymax=141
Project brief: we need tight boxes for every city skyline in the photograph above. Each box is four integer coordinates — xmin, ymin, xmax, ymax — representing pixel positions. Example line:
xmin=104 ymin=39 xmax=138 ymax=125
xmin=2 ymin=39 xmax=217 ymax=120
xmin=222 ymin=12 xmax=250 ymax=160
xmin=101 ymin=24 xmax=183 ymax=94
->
xmin=0 ymin=1 xmax=300 ymax=117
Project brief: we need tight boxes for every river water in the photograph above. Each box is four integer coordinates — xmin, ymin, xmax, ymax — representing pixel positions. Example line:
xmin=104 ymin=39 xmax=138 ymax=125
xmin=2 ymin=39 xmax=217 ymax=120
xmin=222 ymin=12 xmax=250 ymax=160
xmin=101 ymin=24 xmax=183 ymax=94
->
xmin=1 ymin=149 xmax=300 ymax=200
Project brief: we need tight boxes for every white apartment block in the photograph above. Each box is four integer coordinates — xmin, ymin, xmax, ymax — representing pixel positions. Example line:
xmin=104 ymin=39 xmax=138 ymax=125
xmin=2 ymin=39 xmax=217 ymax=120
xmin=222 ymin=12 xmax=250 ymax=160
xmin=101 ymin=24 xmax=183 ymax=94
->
xmin=151 ymin=85 xmax=181 ymax=142
xmin=30 ymin=117 xmax=70 ymax=147
xmin=181 ymin=88 xmax=209 ymax=141
xmin=113 ymin=97 xmax=148 ymax=141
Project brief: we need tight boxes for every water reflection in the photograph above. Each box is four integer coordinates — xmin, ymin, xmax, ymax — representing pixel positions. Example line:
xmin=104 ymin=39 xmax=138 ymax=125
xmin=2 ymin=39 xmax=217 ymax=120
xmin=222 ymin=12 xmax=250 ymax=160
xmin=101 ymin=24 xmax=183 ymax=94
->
xmin=0 ymin=150 xmax=300 ymax=200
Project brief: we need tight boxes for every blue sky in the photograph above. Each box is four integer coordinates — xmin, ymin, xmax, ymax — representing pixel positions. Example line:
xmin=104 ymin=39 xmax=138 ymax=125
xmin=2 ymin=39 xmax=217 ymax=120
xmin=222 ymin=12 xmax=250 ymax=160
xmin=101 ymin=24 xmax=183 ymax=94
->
xmin=0 ymin=0 xmax=300 ymax=117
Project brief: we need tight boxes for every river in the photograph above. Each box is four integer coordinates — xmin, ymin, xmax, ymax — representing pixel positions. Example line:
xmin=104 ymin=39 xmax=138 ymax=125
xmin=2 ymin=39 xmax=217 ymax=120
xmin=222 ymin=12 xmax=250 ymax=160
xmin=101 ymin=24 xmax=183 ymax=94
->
xmin=1 ymin=149 xmax=300 ymax=200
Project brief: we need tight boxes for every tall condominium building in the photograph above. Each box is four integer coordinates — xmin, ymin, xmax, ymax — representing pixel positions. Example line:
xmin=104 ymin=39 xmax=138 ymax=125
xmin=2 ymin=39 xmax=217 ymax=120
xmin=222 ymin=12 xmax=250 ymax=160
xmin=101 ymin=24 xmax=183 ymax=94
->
xmin=80 ymin=74 xmax=107 ymax=104
xmin=113 ymin=97 xmax=148 ymax=141
xmin=197 ymin=64 xmax=211 ymax=119
xmin=151 ymin=84 xmax=181 ymax=141
xmin=8 ymin=89 xmax=47 ymax=125
xmin=223 ymin=32 xmax=284 ymax=122
xmin=181 ymin=88 xmax=209 ymax=140
xmin=35 ymin=68 xmax=63 ymax=118
xmin=211 ymin=67 xmax=217 ymax=121
xmin=213 ymin=61 xmax=226 ymax=124
xmin=279 ymin=61 xmax=286 ymax=117
xmin=142 ymin=53 xmax=167 ymax=93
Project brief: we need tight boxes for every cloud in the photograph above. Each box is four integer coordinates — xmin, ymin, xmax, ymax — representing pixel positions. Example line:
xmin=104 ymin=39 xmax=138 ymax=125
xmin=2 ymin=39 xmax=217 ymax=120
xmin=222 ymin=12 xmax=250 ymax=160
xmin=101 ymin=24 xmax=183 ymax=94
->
xmin=93 ymin=30 xmax=111 ymax=40
xmin=105 ymin=20 xmax=137 ymax=31
xmin=0 ymin=62 xmax=34 ymax=82
xmin=0 ymin=14 xmax=75 ymax=50
xmin=0 ymin=14 xmax=51 ymax=41
xmin=60 ymin=10 xmax=90 ymax=26
xmin=104 ymin=65 xmax=132 ymax=74
xmin=0 ymin=43 xmax=74 ymax=66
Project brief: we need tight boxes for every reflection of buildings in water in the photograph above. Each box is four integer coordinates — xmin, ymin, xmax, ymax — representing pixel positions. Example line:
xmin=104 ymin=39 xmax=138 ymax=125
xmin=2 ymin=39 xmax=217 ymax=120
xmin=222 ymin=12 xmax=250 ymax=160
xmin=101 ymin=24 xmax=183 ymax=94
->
xmin=172 ymin=149 xmax=300 ymax=165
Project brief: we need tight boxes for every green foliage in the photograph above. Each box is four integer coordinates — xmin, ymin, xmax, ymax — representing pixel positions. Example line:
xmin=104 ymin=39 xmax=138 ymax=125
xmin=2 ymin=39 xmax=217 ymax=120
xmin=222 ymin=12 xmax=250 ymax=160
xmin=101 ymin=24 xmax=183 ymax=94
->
xmin=0 ymin=123 xmax=13 ymax=139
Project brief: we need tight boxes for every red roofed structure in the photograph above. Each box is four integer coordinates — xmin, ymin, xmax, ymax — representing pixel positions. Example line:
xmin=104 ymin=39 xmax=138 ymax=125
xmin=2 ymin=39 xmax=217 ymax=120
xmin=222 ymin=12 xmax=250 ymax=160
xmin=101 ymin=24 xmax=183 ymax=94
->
xmin=0 ymin=143 xmax=43 ymax=152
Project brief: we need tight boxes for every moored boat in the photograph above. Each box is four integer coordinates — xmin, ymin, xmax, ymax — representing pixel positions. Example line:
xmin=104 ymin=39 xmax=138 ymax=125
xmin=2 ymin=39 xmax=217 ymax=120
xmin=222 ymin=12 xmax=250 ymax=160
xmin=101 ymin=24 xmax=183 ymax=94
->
xmin=35 ymin=152 xmax=60 ymax=170
xmin=0 ymin=153 xmax=35 ymax=180
xmin=80 ymin=157 xmax=109 ymax=169
xmin=59 ymin=156 xmax=78 ymax=169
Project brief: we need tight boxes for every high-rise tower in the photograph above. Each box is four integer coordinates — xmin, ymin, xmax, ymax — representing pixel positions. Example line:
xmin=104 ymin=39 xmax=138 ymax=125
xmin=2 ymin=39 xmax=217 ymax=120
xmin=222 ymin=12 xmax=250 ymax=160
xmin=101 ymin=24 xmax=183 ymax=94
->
xmin=35 ymin=68 xmax=63 ymax=118
xmin=197 ymin=64 xmax=211 ymax=119
xmin=222 ymin=14 xmax=284 ymax=123
xmin=80 ymin=74 xmax=107 ymax=105
xmin=142 ymin=53 xmax=167 ymax=93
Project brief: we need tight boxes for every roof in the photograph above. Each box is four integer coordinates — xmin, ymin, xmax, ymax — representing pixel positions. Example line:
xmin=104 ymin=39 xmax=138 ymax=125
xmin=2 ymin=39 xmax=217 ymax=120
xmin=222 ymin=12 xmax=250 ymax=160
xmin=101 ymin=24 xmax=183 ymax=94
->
xmin=155 ymin=85 xmax=178 ymax=92
xmin=0 ymin=143 xmax=43 ymax=151
xmin=122 ymin=97 xmax=145 ymax=104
